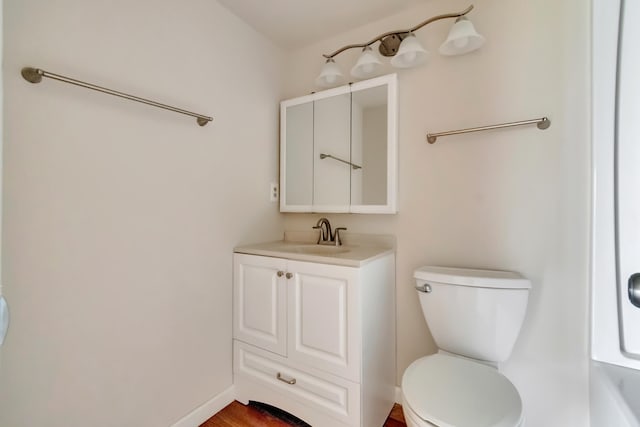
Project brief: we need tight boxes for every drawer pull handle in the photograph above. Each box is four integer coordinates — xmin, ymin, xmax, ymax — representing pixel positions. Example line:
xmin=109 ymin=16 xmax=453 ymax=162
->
xmin=277 ymin=372 xmax=296 ymax=385
xmin=277 ymin=271 xmax=284 ymax=277
xmin=285 ymin=272 xmax=293 ymax=279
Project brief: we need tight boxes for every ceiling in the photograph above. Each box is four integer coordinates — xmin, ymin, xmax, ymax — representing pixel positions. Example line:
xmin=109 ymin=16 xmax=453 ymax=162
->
xmin=217 ymin=0 xmax=429 ymax=49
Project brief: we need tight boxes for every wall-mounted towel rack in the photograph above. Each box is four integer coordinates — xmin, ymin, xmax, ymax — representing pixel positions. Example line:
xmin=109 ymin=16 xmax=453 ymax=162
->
xmin=319 ymin=153 xmax=362 ymax=170
xmin=426 ymin=117 xmax=550 ymax=144
xmin=21 ymin=67 xmax=213 ymax=127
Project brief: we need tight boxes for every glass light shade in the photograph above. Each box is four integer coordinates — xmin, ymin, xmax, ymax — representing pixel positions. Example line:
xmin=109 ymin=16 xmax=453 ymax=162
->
xmin=439 ymin=17 xmax=485 ymax=56
xmin=350 ymin=46 xmax=383 ymax=78
xmin=390 ymin=33 xmax=429 ymax=69
xmin=315 ymin=58 xmax=344 ymax=87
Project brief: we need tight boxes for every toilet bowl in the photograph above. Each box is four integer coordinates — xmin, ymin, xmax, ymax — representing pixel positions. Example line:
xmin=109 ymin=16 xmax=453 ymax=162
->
xmin=402 ymin=266 xmax=530 ymax=427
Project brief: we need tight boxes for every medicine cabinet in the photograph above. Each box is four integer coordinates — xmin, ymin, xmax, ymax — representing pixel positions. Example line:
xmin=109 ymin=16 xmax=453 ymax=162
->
xmin=280 ymin=74 xmax=398 ymax=214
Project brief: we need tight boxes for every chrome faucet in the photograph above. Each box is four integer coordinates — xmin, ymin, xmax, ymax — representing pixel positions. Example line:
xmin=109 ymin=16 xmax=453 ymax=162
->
xmin=312 ymin=218 xmax=347 ymax=246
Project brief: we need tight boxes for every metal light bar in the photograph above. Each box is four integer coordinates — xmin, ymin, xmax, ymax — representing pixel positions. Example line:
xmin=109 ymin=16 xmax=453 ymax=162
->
xmin=21 ymin=67 xmax=213 ymax=126
xmin=323 ymin=5 xmax=474 ymax=59
xmin=319 ymin=153 xmax=362 ymax=170
xmin=426 ymin=117 xmax=551 ymax=144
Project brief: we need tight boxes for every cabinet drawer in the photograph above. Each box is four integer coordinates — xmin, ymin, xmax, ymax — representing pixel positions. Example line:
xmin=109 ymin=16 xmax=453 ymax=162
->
xmin=234 ymin=341 xmax=360 ymax=426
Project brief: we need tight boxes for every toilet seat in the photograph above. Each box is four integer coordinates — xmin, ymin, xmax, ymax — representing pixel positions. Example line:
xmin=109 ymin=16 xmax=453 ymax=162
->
xmin=402 ymin=354 xmax=523 ymax=427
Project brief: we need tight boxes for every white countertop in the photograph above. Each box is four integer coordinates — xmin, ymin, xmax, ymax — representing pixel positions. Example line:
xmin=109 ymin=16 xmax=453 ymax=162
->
xmin=234 ymin=232 xmax=395 ymax=267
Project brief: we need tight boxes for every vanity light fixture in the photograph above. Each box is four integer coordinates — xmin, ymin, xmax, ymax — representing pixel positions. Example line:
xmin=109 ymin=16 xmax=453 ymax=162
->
xmin=439 ymin=17 xmax=485 ymax=56
xmin=350 ymin=46 xmax=383 ymax=79
xmin=316 ymin=58 xmax=343 ymax=87
xmin=390 ymin=33 xmax=429 ymax=69
xmin=315 ymin=4 xmax=484 ymax=87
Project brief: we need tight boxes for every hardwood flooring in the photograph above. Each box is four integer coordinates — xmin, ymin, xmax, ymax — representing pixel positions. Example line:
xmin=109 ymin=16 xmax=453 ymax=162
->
xmin=200 ymin=401 xmax=406 ymax=427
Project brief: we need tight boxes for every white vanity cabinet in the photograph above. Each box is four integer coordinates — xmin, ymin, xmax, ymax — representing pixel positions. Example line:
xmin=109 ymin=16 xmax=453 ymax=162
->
xmin=233 ymin=252 xmax=396 ymax=427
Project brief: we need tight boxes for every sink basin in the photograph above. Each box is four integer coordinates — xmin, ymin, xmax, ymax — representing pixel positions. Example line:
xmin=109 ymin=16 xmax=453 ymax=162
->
xmin=235 ymin=236 xmax=395 ymax=267
xmin=289 ymin=245 xmax=350 ymax=255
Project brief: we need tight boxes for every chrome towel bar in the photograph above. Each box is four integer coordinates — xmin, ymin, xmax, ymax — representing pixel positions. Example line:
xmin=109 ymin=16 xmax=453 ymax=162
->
xmin=427 ymin=117 xmax=550 ymax=144
xmin=21 ymin=67 xmax=213 ymax=127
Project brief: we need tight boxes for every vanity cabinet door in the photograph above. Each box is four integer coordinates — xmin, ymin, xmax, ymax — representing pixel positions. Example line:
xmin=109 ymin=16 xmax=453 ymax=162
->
xmin=233 ymin=254 xmax=287 ymax=356
xmin=286 ymin=260 xmax=361 ymax=382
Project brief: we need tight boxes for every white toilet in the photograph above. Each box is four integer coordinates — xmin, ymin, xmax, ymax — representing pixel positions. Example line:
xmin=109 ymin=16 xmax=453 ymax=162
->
xmin=402 ymin=266 xmax=531 ymax=427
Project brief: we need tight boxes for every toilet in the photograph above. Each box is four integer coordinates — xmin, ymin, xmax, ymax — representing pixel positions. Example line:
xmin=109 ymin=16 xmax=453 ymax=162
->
xmin=402 ymin=266 xmax=531 ymax=427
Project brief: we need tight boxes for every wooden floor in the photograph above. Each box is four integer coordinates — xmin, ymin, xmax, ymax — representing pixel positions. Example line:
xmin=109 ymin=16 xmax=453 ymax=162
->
xmin=200 ymin=401 xmax=406 ymax=427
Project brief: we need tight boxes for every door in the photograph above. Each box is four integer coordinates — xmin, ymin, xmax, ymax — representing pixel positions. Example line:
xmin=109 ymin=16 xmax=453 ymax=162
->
xmin=233 ymin=254 xmax=287 ymax=356
xmin=616 ymin=0 xmax=640 ymax=358
xmin=282 ymin=101 xmax=314 ymax=210
xmin=286 ymin=260 xmax=360 ymax=381
xmin=313 ymin=92 xmax=352 ymax=211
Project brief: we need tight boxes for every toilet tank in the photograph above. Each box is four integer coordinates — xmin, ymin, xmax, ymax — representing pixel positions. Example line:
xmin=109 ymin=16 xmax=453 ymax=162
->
xmin=414 ymin=266 xmax=531 ymax=363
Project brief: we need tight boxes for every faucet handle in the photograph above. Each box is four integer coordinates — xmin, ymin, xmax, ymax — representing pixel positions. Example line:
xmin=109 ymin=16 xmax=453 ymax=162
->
xmin=334 ymin=227 xmax=347 ymax=246
xmin=312 ymin=225 xmax=322 ymax=244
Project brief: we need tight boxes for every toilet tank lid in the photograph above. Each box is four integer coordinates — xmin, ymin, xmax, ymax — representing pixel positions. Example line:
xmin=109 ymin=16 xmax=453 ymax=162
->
xmin=414 ymin=266 xmax=531 ymax=289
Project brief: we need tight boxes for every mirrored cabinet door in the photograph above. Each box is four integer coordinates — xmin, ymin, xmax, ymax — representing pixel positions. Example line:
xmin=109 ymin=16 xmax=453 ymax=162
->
xmin=283 ymin=102 xmax=313 ymax=208
xmin=351 ymin=84 xmax=388 ymax=208
xmin=313 ymin=92 xmax=351 ymax=211
xmin=280 ymin=74 xmax=397 ymax=214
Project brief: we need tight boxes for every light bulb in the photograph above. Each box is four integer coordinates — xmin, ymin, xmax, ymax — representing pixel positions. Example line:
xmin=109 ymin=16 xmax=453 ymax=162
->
xmin=454 ymin=37 xmax=469 ymax=49
xmin=404 ymin=51 xmax=416 ymax=63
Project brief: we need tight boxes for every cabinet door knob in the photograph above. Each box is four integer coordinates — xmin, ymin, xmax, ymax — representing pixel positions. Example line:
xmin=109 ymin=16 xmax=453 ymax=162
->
xmin=285 ymin=272 xmax=293 ymax=279
xmin=277 ymin=271 xmax=284 ymax=277
xmin=277 ymin=372 xmax=296 ymax=385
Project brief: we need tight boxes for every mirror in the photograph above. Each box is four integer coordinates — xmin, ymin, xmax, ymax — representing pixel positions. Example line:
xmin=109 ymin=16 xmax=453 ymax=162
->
xmin=280 ymin=74 xmax=397 ymax=213
xmin=314 ymin=93 xmax=351 ymax=209
xmin=284 ymin=102 xmax=313 ymax=207
xmin=351 ymin=84 xmax=388 ymax=207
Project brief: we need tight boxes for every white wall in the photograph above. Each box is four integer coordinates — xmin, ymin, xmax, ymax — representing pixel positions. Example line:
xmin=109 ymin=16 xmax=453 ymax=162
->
xmin=0 ymin=0 xmax=284 ymax=425
xmin=282 ymin=0 xmax=591 ymax=425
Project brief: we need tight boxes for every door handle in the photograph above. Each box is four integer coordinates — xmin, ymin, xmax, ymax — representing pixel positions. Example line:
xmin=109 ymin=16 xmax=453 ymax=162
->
xmin=629 ymin=273 xmax=640 ymax=308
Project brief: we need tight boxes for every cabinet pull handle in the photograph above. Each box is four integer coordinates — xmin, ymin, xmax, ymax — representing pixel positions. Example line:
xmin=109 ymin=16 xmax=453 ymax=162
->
xmin=276 ymin=372 xmax=296 ymax=385
xmin=285 ymin=272 xmax=293 ymax=279
xmin=277 ymin=271 xmax=284 ymax=277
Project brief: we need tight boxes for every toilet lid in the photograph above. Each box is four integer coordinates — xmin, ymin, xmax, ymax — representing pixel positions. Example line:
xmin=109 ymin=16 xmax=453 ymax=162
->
xmin=402 ymin=354 xmax=522 ymax=427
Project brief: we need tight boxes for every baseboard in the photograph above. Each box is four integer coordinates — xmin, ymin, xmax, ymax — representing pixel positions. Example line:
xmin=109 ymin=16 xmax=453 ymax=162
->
xmin=170 ymin=383 xmax=399 ymax=426
xmin=171 ymin=385 xmax=236 ymax=427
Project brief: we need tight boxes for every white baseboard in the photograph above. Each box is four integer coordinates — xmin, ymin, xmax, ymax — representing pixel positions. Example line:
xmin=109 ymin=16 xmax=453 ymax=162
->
xmin=171 ymin=386 xmax=236 ymax=427
xmin=171 ymin=384 xmax=399 ymax=426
